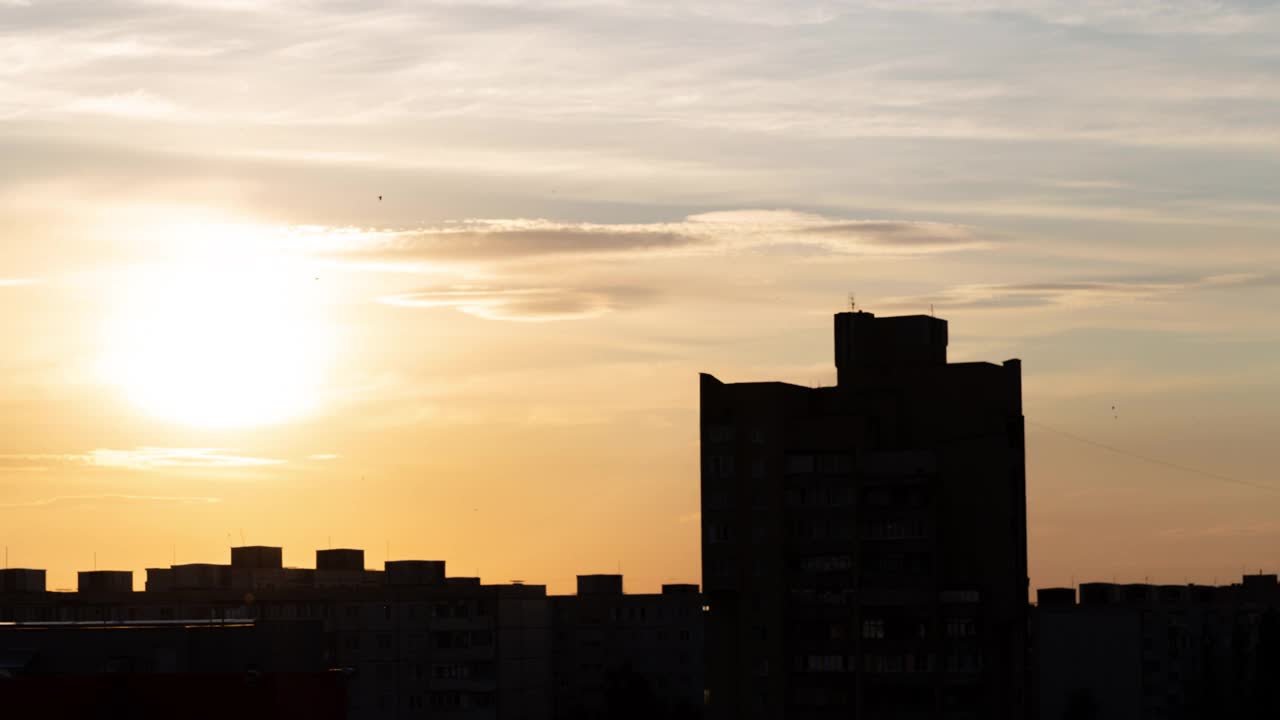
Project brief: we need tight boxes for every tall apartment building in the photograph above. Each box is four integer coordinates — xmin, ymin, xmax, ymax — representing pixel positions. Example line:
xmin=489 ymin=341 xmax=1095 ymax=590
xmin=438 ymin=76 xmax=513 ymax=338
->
xmin=700 ymin=310 xmax=1028 ymax=719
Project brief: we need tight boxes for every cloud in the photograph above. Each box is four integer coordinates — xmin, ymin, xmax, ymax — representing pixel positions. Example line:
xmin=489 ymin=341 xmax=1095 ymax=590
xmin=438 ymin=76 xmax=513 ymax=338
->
xmin=1154 ymin=522 xmax=1280 ymax=540
xmin=85 ymin=448 xmax=284 ymax=470
xmin=381 ymin=284 xmax=654 ymax=321
xmin=884 ymin=273 xmax=1277 ymax=311
xmin=0 ymin=278 xmax=36 ymax=287
xmin=0 ymin=454 xmax=64 ymax=472
xmin=852 ymin=0 xmax=1271 ymax=35
xmin=331 ymin=211 xmax=985 ymax=265
xmin=65 ymin=90 xmax=182 ymax=119
xmin=348 ymin=220 xmax=699 ymax=262
xmin=307 ymin=453 xmax=340 ymax=461
xmin=0 ymin=448 xmax=283 ymax=471
xmin=0 ymin=494 xmax=222 ymax=509
xmin=351 ymin=210 xmax=982 ymax=322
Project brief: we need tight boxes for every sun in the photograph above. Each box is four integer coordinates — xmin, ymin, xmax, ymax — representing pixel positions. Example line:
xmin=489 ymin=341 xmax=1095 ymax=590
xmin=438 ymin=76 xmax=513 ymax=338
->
xmin=102 ymin=246 xmax=332 ymax=429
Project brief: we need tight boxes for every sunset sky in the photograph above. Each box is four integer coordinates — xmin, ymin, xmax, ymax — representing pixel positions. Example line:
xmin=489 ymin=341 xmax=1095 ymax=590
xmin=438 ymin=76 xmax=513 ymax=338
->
xmin=3 ymin=0 xmax=1280 ymax=593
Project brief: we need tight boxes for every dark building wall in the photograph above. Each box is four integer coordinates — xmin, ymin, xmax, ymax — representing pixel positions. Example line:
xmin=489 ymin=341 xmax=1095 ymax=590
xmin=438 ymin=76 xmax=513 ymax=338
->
xmin=386 ymin=560 xmax=446 ymax=586
xmin=1036 ymin=577 xmax=1280 ymax=720
xmin=0 ymin=568 xmax=44 ymax=593
xmin=701 ymin=311 xmax=1028 ymax=720
xmin=318 ymin=548 xmax=366 ymax=571
xmin=231 ymin=546 xmax=284 ymax=570
xmin=0 ymin=672 xmax=347 ymax=720
xmin=77 ymin=570 xmax=133 ymax=594
xmin=0 ymin=620 xmax=329 ymax=674
xmin=549 ymin=578 xmax=704 ymax=720
xmin=0 ymin=551 xmax=553 ymax=720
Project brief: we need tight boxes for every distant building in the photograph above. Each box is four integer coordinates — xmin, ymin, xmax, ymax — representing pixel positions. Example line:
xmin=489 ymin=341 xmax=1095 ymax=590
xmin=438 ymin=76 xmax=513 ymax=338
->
xmin=700 ymin=310 xmax=1028 ymax=719
xmin=0 ymin=546 xmax=551 ymax=720
xmin=1036 ymin=575 xmax=1280 ymax=720
xmin=549 ymin=575 xmax=703 ymax=719
xmin=0 ymin=568 xmax=45 ymax=594
xmin=77 ymin=570 xmax=133 ymax=594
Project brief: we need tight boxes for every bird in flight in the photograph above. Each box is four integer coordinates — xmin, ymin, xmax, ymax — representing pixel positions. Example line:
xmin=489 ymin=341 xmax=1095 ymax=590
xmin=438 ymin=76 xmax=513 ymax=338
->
xmin=378 ymin=195 xmax=383 ymax=201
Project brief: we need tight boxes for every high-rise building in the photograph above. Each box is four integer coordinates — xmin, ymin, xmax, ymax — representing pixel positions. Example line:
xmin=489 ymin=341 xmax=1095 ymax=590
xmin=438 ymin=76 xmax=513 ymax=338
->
xmin=700 ymin=310 xmax=1028 ymax=719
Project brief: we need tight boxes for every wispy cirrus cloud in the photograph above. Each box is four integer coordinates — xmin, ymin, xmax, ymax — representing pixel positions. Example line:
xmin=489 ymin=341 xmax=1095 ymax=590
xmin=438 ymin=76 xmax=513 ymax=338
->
xmin=86 ymin=448 xmax=283 ymax=470
xmin=331 ymin=210 xmax=986 ymax=265
xmin=65 ymin=90 xmax=183 ymax=119
xmin=381 ymin=284 xmax=655 ymax=322
xmin=0 ymin=494 xmax=222 ymax=509
xmin=884 ymin=273 xmax=1277 ymax=311
xmin=0 ymin=448 xmax=283 ymax=471
xmin=347 ymin=221 xmax=698 ymax=262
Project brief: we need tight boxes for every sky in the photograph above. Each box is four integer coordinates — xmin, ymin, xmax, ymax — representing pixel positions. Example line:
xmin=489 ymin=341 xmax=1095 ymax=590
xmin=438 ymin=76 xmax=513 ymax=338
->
xmin=3 ymin=0 xmax=1280 ymax=593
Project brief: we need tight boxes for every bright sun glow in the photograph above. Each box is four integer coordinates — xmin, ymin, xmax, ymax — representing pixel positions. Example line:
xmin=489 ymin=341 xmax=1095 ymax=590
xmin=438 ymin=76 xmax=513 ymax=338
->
xmin=102 ymin=232 xmax=333 ymax=428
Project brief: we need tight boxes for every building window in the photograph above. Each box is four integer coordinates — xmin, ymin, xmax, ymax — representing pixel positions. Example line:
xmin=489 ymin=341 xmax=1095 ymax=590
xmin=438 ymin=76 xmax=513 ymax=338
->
xmin=817 ymin=453 xmax=852 ymax=473
xmin=433 ymin=664 xmax=471 ymax=680
xmin=862 ymin=619 xmax=885 ymax=639
xmin=430 ymin=691 xmax=461 ymax=709
xmin=946 ymin=618 xmax=976 ymax=638
xmin=806 ymin=655 xmax=843 ymax=672
xmin=715 ymin=455 xmax=735 ymax=478
xmin=706 ymin=425 xmax=735 ymax=443
xmin=706 ymin=524 xmax=731 ymax=544
xmin=786 ymin=454 xmax=815 ymax=474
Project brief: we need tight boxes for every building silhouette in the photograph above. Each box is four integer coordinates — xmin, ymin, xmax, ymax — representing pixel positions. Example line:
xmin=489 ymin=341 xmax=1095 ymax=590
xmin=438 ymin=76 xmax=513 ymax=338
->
xmin=1036 ymin=575 xmax=1280 ymax=720
xmin=548 ymin=575 xmax=703 ymax=719
xmin=0 ymin=550 xmax=703 ymax=719
xmin=700 ymin=310 xmax=1028 ymax=718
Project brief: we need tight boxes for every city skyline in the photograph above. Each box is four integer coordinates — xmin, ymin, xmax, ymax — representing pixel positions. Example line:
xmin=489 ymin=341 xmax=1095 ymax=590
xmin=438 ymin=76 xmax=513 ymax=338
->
xmin=5 ymin=0 xmax=1280 ymax=596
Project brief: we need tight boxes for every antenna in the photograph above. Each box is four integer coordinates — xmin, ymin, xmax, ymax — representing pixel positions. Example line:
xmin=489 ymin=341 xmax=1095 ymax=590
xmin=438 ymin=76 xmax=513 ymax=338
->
xmin=848 ymin=292 xmax=856 ymax=311
xmin=930 ymin=303 xmax=935 ymax=317
xmin=240 ymin=529 xmax=245 ymax=545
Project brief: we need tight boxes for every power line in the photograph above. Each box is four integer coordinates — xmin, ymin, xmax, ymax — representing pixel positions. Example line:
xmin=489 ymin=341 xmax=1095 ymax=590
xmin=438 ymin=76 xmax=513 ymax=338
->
xmin=1027 ymin=419 xmax=1280 ymax=493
